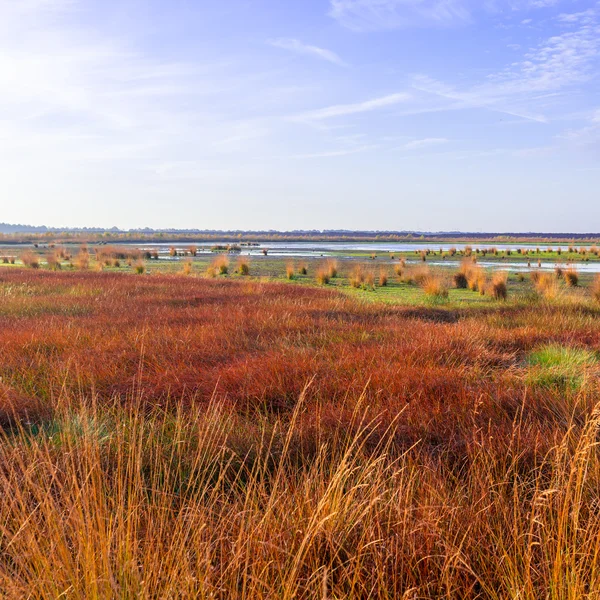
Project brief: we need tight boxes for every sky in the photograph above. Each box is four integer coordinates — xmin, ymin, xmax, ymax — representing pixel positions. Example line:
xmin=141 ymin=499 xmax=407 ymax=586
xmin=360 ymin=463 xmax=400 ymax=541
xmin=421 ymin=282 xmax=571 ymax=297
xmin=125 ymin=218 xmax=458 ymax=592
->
xmin=0 ymin=0 xmax=599 ymax=232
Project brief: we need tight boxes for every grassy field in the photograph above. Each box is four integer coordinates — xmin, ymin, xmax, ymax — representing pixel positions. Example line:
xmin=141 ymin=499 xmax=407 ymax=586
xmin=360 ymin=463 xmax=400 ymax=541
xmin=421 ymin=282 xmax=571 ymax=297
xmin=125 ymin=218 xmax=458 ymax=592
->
xmin=1 ymin=251 xmax=600 ymax=597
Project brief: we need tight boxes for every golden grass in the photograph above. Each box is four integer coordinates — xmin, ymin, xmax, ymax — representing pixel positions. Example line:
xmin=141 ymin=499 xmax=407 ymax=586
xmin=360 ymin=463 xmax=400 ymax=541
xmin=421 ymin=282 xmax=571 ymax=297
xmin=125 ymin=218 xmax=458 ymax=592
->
xmin=286 ymin=261 xmax=295 ymax=280
xmin=237 ymin=257 xmax=250 ymax=276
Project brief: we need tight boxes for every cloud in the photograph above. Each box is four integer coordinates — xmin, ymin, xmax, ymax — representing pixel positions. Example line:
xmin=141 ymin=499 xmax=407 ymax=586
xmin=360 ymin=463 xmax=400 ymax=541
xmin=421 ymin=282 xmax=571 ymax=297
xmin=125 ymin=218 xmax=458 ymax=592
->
xmin=412 ymin=8 xmax=600 ymax=123
xmin=267 ymin=38 xmax=347 ymax=66
xmin=404 ymin=137 xmax=449 ymax=149
xmin=329 ymin=0 xmax=571 ymax=31
xmin=329 ymin=0 xmax=472 ymax=31
xmin=291 ymin=92 xmax=410 ymax=121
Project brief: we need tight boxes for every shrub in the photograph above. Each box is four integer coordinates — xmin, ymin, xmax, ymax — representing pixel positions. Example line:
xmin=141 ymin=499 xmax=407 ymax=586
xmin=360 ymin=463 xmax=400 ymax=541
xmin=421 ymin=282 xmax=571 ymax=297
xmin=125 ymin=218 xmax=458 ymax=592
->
xmin=326 ymin=260 xmax=338 ymax=279
xmin=534 ymin=273 xmax=559 ymax=300
xmin=350 ymin=265 xmax=364 ymax=288
xmin=592 ymin=275 xmax=600 ymax=303
xmin=188 ymin=245 xmax=198 ymax=257
xmin=490 ymin=272 xmax=508 ymax=300
xmin=169 ymin=247 xmax=177 ymax=257
xmin=379 ymin=268 xmax=388 ymax=287
xmin=423 ymin=274 xmax=448 ymax=299
xmin=364 ymin=271 xmax=375 ymax=290
xmin=46 ymin=251 xmax=62 ymax=271
xmin=315 ymin=269 xmax=330 ymax=285
xmin=298 ymin=263 xmax=307 ymax=275
xmin=453 ymin=272 xmax=468 ymax=289
xmin=564 ymin=268 xmax=579 ymax=287
xmin=75 ymin=250 xmax=89 ymax=270
xmin=212 ymin=255 xmax=229 ymax=275
xmin=237 ymin=257 xmax=250 ymax=276
xmin=286 ymin=262 xmax=295 ymax=280
xmin=20 ymin=251 xmax=40 ymax=269
xmin=182 ymin=260 xmax=193 ymax=276
xmin=134 ymin=261 xmax=146 ymax=275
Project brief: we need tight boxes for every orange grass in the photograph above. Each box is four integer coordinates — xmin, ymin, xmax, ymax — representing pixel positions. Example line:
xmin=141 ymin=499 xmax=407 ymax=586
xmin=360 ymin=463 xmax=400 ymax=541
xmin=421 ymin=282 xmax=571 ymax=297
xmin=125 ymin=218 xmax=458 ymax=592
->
xmin=0 ymin=270 xmax=599 ymax=596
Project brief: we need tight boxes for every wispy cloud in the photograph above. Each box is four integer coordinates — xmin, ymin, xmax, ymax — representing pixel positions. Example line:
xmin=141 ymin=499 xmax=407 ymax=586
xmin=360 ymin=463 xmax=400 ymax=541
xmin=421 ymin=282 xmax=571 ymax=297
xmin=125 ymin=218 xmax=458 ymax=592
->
xmin=291 ymin=92 xmax=410 ymax=121
xmin=267 ymin=38 xmax=347 ymax=66
xmin=329 ymin=0 xmax=571 ymax=31
xmin=404 ymin=137 xmax=449 ymax=149
xmin=412 ymin=7 xmax=600 ymax=123
xmin=329 ymin=0 xmax=472 ymax=31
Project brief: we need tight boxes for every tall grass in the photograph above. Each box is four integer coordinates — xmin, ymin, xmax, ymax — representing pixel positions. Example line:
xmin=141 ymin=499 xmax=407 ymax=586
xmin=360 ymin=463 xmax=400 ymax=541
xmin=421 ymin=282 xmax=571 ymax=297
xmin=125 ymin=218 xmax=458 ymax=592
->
xmin=490 ymin=271 xmax=508 ymax=300
xmin=20 ymin=250 xmax=40 ymax=269
xmin=422 ymin=272 xmax=448 ymax=299
xmin=1 ymin=271 xmax=600 ymax=596
xmin=593 ymin=275 xmax=600 ymax=303
xmin=237 ymin=257 xmax=250 ymax=276
xmin=286 ymin=261 xmax=295 ymax=280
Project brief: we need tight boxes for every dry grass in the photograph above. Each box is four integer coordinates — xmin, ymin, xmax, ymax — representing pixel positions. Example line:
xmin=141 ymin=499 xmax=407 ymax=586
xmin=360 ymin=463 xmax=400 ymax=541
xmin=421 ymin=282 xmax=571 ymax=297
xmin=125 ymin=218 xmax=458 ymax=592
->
xmin=350 ymin=265 xmax=365 ymax=288
xmin=0 ymin=271 xmax=600 ymax=596
xmin=379 ymin=267 xmax=388 ymax=287
xmin=315 ymin=268 xmax=330 ymax=285
xmin=20 ymin=250 xmax=40 ymax=269
xmin=533 ymin=272 xmax=560 ymax=300
xmin=286 ymin=262 xmax=295 ymax=280
xmin=212 ymin=255 xmax=229 ymax=275
xmin=237 ymin=257 xmax=250 ymax=276
xmin=592 ymin=275 xmax=600 ymax=303
xmin=564 ymin=267 xmax=579 ymax=287
xmin=490 ymin=271 xmax=508 ymax=300
xmin=422 ymin=272 xmax=448 ymax=299
xmin=326 ymin=260 xmax=338 ymax=279
xmin=182 ymin=259 xmax=193 ymax=275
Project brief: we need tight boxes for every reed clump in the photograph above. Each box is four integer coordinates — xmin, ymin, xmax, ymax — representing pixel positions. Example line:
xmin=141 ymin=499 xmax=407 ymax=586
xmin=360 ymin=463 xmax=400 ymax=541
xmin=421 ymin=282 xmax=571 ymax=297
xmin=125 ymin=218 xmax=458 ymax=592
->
xmin=422 ymin=273 xmax=448 ymax=299
xmin=212 ymin=255 xmax=229 ymax=275
xmin=237 ymin=257 xmax=250 ymax=276
xmin=592 ymin=275 xmax=600 ymax=303
xmin=286 ymin=262 xmax=295 ymax=280
xmin=350 ymin=265 xmax=365 ymax=289
xmin=20 ymin=250 xmax=40 ymax=269
xmin=379 ymin=267 xmax=388 ymax=287
xmin=326 ymin=260 xmax=338 ymax=279
xmin=315 ymin=268 xmax=330 ymax=285
xmin=490 ymin=272 xmax=508 ymax=300
xmin=564 ymin=267 xmax=579 ymax=287
xmin=182 ymin=259 xmax=193 ymax=276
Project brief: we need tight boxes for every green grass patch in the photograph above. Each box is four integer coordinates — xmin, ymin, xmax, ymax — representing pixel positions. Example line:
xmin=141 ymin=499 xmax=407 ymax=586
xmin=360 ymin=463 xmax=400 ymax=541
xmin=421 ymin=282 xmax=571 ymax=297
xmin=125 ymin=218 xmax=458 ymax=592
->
xmin=526 ymin=343 xmax=598 ymax=390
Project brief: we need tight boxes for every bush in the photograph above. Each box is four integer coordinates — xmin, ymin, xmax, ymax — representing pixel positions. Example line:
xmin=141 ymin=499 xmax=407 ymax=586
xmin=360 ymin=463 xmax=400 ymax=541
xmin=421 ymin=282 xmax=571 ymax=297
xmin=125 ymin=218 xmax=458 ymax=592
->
xmin=379 ymin=268 xmax=388 ymax=287
xmin=237 ymin=258 xmax=250 ymax=276
xmin=592 ymin=275 xmax=600 ymax=303
xmin=564 ymin=268 xmax=578 ymax=287
xmin=286 ymin=262 xmax=295 ymax=280
xmin=453 ymin=272 xmax=468 ymax=289
xmin=350 ymin=266 xmax=364 ymax=289
xmin=490 ymin=272 xmax=508 ymax=300
xmin=20 ymin=251 xmax=40 ymax=269
xmin=316 ymin=269 xmax=330 ymax=285
xmin=422 ymin=274 xmax=448 ymax=299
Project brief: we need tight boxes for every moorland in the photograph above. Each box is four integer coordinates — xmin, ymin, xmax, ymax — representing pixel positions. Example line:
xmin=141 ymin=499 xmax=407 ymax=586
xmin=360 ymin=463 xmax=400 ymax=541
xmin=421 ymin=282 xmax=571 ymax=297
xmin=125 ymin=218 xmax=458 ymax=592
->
xmin=1 ymin=240 xmax=600 ymax=598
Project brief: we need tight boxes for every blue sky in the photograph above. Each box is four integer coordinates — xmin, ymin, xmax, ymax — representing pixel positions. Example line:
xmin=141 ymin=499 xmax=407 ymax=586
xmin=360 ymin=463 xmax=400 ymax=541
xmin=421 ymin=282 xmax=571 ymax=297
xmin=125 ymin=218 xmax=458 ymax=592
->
xmin=0 ymin=0 xmax=599 ymax=231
